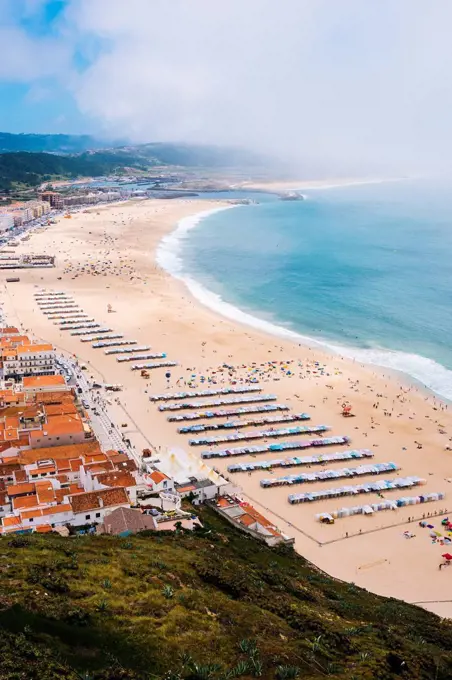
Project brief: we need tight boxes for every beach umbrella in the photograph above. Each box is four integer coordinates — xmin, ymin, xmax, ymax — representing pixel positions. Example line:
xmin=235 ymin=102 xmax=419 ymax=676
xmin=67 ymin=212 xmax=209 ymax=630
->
xmin=442 ymin=553 xmax=452 ymax=560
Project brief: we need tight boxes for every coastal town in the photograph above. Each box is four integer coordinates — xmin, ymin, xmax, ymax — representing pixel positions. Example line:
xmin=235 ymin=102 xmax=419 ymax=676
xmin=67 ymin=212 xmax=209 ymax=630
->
xmin=0 ymin=305 xmax=293 ymax=545
xmin=0 ymin=193 xmax=451 ymax=624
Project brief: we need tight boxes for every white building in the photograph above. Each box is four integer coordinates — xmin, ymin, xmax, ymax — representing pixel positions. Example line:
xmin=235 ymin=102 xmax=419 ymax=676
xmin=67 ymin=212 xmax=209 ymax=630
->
xmin=69 ymin=487 xmax=130 ymax=526
xmin=22 ymin=374 xmax=68 ymax=393
xmin=3 ymin=344 xmax=56 ymax=379
xmin=0 ymin=213 xmax=14 ymax=233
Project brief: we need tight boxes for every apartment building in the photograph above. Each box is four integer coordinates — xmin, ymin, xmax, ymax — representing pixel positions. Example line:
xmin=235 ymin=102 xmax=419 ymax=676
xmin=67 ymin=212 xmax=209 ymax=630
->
xmin=2 ymin=343 xmax=56 ymax=379
xmin=22 ymin=374 xmax=68 ymax=393
xmin=0 ymin=212 xmax=14 ymax=233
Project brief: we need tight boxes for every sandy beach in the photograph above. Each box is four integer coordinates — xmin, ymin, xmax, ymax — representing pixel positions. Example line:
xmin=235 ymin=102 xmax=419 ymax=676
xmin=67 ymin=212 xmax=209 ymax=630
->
xmin=3 ymin=197 xmax=452 ymax=617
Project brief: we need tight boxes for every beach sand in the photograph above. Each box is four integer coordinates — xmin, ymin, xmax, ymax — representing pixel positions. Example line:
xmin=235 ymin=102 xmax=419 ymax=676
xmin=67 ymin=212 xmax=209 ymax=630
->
xmin=3 ymin=197 xmax=452 ymax=616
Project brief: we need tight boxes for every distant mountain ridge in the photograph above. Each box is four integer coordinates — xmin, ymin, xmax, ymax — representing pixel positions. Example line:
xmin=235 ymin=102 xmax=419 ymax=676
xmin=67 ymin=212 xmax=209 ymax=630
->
xmin=0 ymin=132 xmax=267 ymax=167
xmin=0 ymin=132 xmax=111 ymax=154
xmin=0 ymin=133 xmax=271 ymax=193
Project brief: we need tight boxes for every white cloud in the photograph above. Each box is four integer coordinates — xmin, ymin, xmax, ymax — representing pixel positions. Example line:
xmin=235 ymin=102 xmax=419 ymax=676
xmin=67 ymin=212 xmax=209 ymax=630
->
xmin=57 ymin=0 xmax=452 ymax=172
xmin=0 ymin=26 xmax=71 ymax=82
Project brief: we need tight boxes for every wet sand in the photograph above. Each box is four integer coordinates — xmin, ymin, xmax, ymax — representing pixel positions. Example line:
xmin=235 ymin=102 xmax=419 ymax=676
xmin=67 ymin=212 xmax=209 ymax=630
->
xmin=3 ymin=197 xmax=452 ymax=616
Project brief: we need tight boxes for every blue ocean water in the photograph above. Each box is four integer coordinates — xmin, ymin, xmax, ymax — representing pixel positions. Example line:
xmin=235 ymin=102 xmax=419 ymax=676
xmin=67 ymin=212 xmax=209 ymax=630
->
xmin=158 ymin=180 xmax=452 ymax=399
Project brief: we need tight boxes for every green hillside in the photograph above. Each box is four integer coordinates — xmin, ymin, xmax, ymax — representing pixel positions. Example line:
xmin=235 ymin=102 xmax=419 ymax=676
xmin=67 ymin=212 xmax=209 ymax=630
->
xmin=0 ymin=151 xmax=146 ymax=193
xmin=0 ymin=505 xmax=451 ymax=680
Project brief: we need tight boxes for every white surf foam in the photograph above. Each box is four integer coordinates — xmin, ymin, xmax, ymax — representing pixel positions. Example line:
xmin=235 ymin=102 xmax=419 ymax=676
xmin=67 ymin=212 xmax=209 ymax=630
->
xmin=156 ymin=205 xmax=238 ymax=276
xmin=157 ymin=206 xmax=452 ymax=402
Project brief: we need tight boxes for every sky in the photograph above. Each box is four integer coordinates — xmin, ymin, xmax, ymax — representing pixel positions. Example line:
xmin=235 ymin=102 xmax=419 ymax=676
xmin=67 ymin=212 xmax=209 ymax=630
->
xmin=1 ymin=0 xmax=452 ymax=174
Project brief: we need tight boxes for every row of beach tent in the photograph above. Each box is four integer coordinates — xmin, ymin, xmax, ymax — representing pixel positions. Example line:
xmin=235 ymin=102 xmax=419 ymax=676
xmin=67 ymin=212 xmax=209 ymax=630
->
xmin=81 ymin=334 xmax=123 ymax=342
xmin=34 ymin=291 xmax=67 ymax=297
xmin=72 ymin=327 xmax=112 ymax=336
xmin=178 ymin=412 xmax=311 ymax=433
xmin=131 ymin=361 xmax=177 ymax=370
xmin=167 ymin=403 xmax=289 ymax=422
xmin=149 ymin=385 xmax=262 ymax=402
xmin=105 ymin=345 xmax=150 ymax=355
xmin=117 ymin=352 xmax=166 ymax=363
xmin=288 ymin=476 xmax=424 ymax=504
xmin=260 ymin=461 xmax=399 ymax=487
xmin=159 ymin=394 xmax=278 ymax=412
xmin=189 ymin=424 xmax=330 ymax=446
xmin=227 ymin=448 xmax=374 ymax=473
xmin=42 ymin=306 xmax=79 ymax=314
xmin=201 ymin=435 xmax=350 ymax=459
xmin=317 ymin=492 xmax=446 ymax=522
xmin=36 ymin=288 xmax=176 ymax=375
xmin=97 ymin=340 xmax=138 ymax=349
xmin=56 ymin=315 xmax=90 ymax=323
xmin=62 ymin=322 xmax=99 ymax=330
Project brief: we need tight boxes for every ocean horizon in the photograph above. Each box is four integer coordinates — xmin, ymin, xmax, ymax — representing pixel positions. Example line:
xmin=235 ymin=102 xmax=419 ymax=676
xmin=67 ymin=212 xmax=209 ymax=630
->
xmin=157 ymin=179 xmax=452 ymax=401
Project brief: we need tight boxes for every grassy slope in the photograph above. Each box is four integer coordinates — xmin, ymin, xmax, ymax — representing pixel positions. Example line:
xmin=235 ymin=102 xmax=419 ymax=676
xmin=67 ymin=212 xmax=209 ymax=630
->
xmin=0 ymin=506 xmax=451 ymax=680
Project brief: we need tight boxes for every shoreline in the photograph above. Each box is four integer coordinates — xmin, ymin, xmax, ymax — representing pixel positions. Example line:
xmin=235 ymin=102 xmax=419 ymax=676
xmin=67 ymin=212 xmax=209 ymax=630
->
xmin=160 ymin=202 xmax=452 ymax=403
xmin=4 ymin=196 xmax=452 ymax=618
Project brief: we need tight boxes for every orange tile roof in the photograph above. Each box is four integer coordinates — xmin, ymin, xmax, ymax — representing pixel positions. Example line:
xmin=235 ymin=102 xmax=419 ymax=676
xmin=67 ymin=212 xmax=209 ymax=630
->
xmin=12 ymin=495 xmax=38 ymax=510
xmin=13 ymin=469 xmax=27 ymax=482
xmin=96 ymin=471 xmax=136 ymax=488
xmin=23 ymin=375 xmax=65 ymax=389
xmin=17 ymin=344 xmax=53 ymax=355
xmin=45 ymin=403 xmax=77 ymax=417
xmin=0 ymin=327 xmax=19 ymax=334
xmin=34 ymin=414 xmax=84 ymax=438
xmin=36 ymin=488 xmax=56 ymax=504
xmin=55 ymin=474 xmax=68 ymax=483
xmin=2 ymin=515 xmax=21 ymax=527
xmin=5 ymin=416 xmax=19 ymax=429
xmin=83 ymin=461 xmax=114 ymax=473
xmin=0 ymin=462 xmax=21 ymax=477
xmin=176 ymin=484 xmax=196 ymax=493
xmin=55 ymin=489 xmax=67 ymax=502
xmin=35 ymin=392 xmax=74 ymax=405
xmin=36 ymin=524 xmax=52 ymax=533
xmin=19 ymin=441 xmax=100 ymax=466
xmin=21 ymin=406 xmax=42 ymax=418
xmin=238 ymin=513 xmax=256 ymax=528
xmin=0 ymin=428 xmax=19 ymax=442
xmin=20 ymin=509 xmax=42 ymax=520
xmin=69 ymin=459 xmax=82 ymax=472
xmin=216 ymin=497 xmax=230 ymax=508
xmin=70 ymin=488 xmax=129 ymax=513
xmin=0 ymin=390 xmax=14 ymax=399
xmin=41 ymin=503 xmax=72 ymax=516
xmin=30 ymin=465 xmax=55 ymax=475
xmin=85 ymin=464 xmax=109 ymax=474
xmin=149 ymin=470 xmax=168 ymax=485
xmin=1 ymin=455 xmax=19 ymax=464
xmin=7 ymin=482 xmax=35 ymax=497
xmin=2 ymin=392 xmax=25 ymax=404
xmin=84 ymin=454 xmax=108 ymax=463
xmin=34 ymin=480 xmax=53 ymax=490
